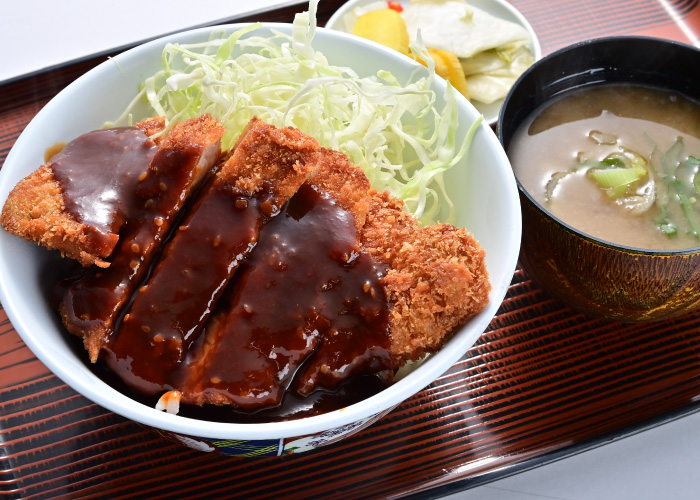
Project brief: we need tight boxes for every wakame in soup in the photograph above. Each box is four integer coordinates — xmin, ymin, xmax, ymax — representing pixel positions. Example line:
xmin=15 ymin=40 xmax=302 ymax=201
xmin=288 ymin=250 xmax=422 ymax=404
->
xmin=509 ymin=84 xmax=700 ymax=250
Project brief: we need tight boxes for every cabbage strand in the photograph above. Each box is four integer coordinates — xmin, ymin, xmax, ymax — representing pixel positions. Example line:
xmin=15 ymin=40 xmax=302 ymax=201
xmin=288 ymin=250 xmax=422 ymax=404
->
xmin=109 ymin=1 xmax=479 ymax=225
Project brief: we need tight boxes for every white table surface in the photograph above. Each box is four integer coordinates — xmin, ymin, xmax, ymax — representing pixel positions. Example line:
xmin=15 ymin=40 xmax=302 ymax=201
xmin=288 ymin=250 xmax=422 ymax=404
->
xmin=3 ymin=3 xmax=698 ymax=499
xmin=0 ymin=0 xmax=305 ymax=83
xmin=442 ymin=410 xmax=700 ymax=500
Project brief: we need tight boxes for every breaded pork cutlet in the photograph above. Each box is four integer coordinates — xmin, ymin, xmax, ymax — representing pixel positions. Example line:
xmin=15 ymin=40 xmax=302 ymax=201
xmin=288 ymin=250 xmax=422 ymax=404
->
xmin=176 ymin=148 xmax=376 ymax=409
xmin=59 ymin=114 xmax=225 ymax=362
xmin=305 ymin=148 xmax=371 ymax=230
xmin=295 ymin=187 xmax=490 ymax=395
xmin=106 ymin=117 xmax=321 ymax=394
xmin=361 ymin=190 xmax=491 ymax=366
xmin=135 ymin=116 xmax=167 ymax=143
xmin=4 ymin=112 xmax=490 ymax=413
xmin=219 ymin=117 xmax=323 ymax=202
xmin=0 ymin=118 xmax=166 ymax=267
xmin=164 ymin=145 xmax=488 ymax=410
xmin=288 ymin=158 xmax=490 ymax=396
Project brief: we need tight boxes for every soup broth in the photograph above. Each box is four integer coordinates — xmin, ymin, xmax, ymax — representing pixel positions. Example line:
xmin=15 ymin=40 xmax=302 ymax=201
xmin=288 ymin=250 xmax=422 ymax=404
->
xmin=509 ymin=84 xmax=700 ymax=250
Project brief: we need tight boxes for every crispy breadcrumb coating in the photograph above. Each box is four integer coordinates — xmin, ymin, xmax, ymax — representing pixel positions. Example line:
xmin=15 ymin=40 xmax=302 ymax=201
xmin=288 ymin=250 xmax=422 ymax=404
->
xmin=0 ymin=164 xmax=115 ymax=267
xmin=361 ymin=190 xmax=490 ymax=366
xmin=307 ymin=148 xmax=371 ymax=230
xmin=135 ymin=116 xmax=166 ymax=143
xmin=219 ymin=117 xmax=321 ymax=206
xmin=0 ymin=118 xmax=168 ymax=268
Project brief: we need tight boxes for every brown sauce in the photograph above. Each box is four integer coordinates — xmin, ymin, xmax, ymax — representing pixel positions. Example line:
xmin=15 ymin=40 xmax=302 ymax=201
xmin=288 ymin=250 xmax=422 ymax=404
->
xmin=44 ymin=142 xmax=66 ymax=163
xmin=54 ymin=127 xmax=394 ymax=420
xmin=96 ymin=180 xmax=391 ymax=415
xmin=51 ymin=128 xmax=157 ymax=253
xmin=105 ymin=178 xmax=272 ymax=394
xmin=184 ymin=374 xmax=391 ymax=423
xmin=87 ymin=353 xmax=389 ymax=423
xmin=58 ymin=136 xmax=202 ymax=347
xmin=177 ymin=182 xmax=391 ymax=411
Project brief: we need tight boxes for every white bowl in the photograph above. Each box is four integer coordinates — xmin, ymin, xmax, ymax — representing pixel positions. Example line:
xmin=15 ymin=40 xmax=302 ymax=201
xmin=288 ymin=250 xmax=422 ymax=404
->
xmin=0 ymin=22 xmax=521 ymax=456
xmin=326 ymin=0 xmax=542 ymax=126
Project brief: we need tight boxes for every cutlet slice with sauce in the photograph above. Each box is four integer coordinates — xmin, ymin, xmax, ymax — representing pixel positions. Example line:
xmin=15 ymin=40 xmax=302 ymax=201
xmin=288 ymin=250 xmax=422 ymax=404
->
xmin=0 ymin=118 xmax=166 ymax=268
xmin=174 ymin=148 xmax=383 ymax=410
xmin=105 ymin=118 xmax=321 ymax=395
xmin=294 ymin=191 xmax=490 ymax=395
xmin=171 ymin=147 xmax=489 ymax=411
xmin=58 ymin=114 xmax=225 ymax=362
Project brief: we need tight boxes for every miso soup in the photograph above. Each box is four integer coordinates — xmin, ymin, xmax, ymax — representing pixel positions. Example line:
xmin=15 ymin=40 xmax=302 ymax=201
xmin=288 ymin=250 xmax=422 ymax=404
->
xmin=509 ymin=84 xmax=700 ymax=250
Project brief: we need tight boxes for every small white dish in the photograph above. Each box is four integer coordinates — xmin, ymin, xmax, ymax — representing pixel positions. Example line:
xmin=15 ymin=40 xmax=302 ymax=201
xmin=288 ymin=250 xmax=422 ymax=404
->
xmin=326 ymin=0 xmax=542 ymax=126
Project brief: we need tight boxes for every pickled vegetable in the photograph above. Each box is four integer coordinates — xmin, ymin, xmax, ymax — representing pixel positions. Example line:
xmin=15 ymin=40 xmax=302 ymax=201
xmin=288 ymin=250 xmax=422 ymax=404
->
xmin=419 ymin=48 xmax=470 ymax=99
xmin=353 ymin=9 xmax=410 ymax=55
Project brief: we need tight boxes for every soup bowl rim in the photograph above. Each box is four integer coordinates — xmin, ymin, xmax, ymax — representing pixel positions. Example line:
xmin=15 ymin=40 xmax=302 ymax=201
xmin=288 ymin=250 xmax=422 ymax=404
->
xmin=499 ymin=35 xmax=700 ymax=256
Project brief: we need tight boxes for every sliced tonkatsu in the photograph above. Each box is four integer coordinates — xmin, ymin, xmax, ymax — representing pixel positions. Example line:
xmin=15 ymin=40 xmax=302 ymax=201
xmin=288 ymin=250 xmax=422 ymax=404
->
xmin=359 ymin=190 xmax=491 ymax=365
xmin=1 ymin=115 xmax=491 ymax=417
xmin=106 ymin=118 xmax=322 ymax=395
xmin=174 ymin=144 xmax=490 ymax=410
xmin=293 ymin=187 xmax=490 ymax=395
xmin=58 ymin=114 xmax=226 ymax=361
xmin=175 ymin=148 xmax=383 ymax=409
xmin=0 ymin=119 xmax=166 ymax=267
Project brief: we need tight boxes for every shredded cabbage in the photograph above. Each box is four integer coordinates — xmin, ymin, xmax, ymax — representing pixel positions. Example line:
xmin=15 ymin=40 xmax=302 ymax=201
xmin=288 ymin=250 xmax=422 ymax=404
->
xmin=109 ymin=0 xmax=481 ymax=225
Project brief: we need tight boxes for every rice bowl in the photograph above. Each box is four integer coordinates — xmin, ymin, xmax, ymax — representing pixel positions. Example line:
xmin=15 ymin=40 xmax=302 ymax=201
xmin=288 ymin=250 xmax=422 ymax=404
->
xmin=0 ymin=18 xmax=520 ymax=456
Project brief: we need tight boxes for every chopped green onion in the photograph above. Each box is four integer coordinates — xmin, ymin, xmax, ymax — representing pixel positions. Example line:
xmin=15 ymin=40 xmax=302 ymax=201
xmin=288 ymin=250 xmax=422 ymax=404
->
xmin=653 ymin=206 xmax=678 ymax=237
xmin=589 ymin=167 xmax=643 ymax=190
xmin=599 ymin=157 xmax=625 ymax=169
xmin=575 ymin=131 xmax=700 ymax=241
xmin=658 ymin=138 xmax=684 ymax=186
xmin=688 ymin=156 xmax=700 ymax=194
xmin=587 ymin=149 xmax=648 ymax=199
xmin=678 ymin=193 xmax=700 ymax=241
xmin=665 ymin=137 xmax=685 ymax=167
